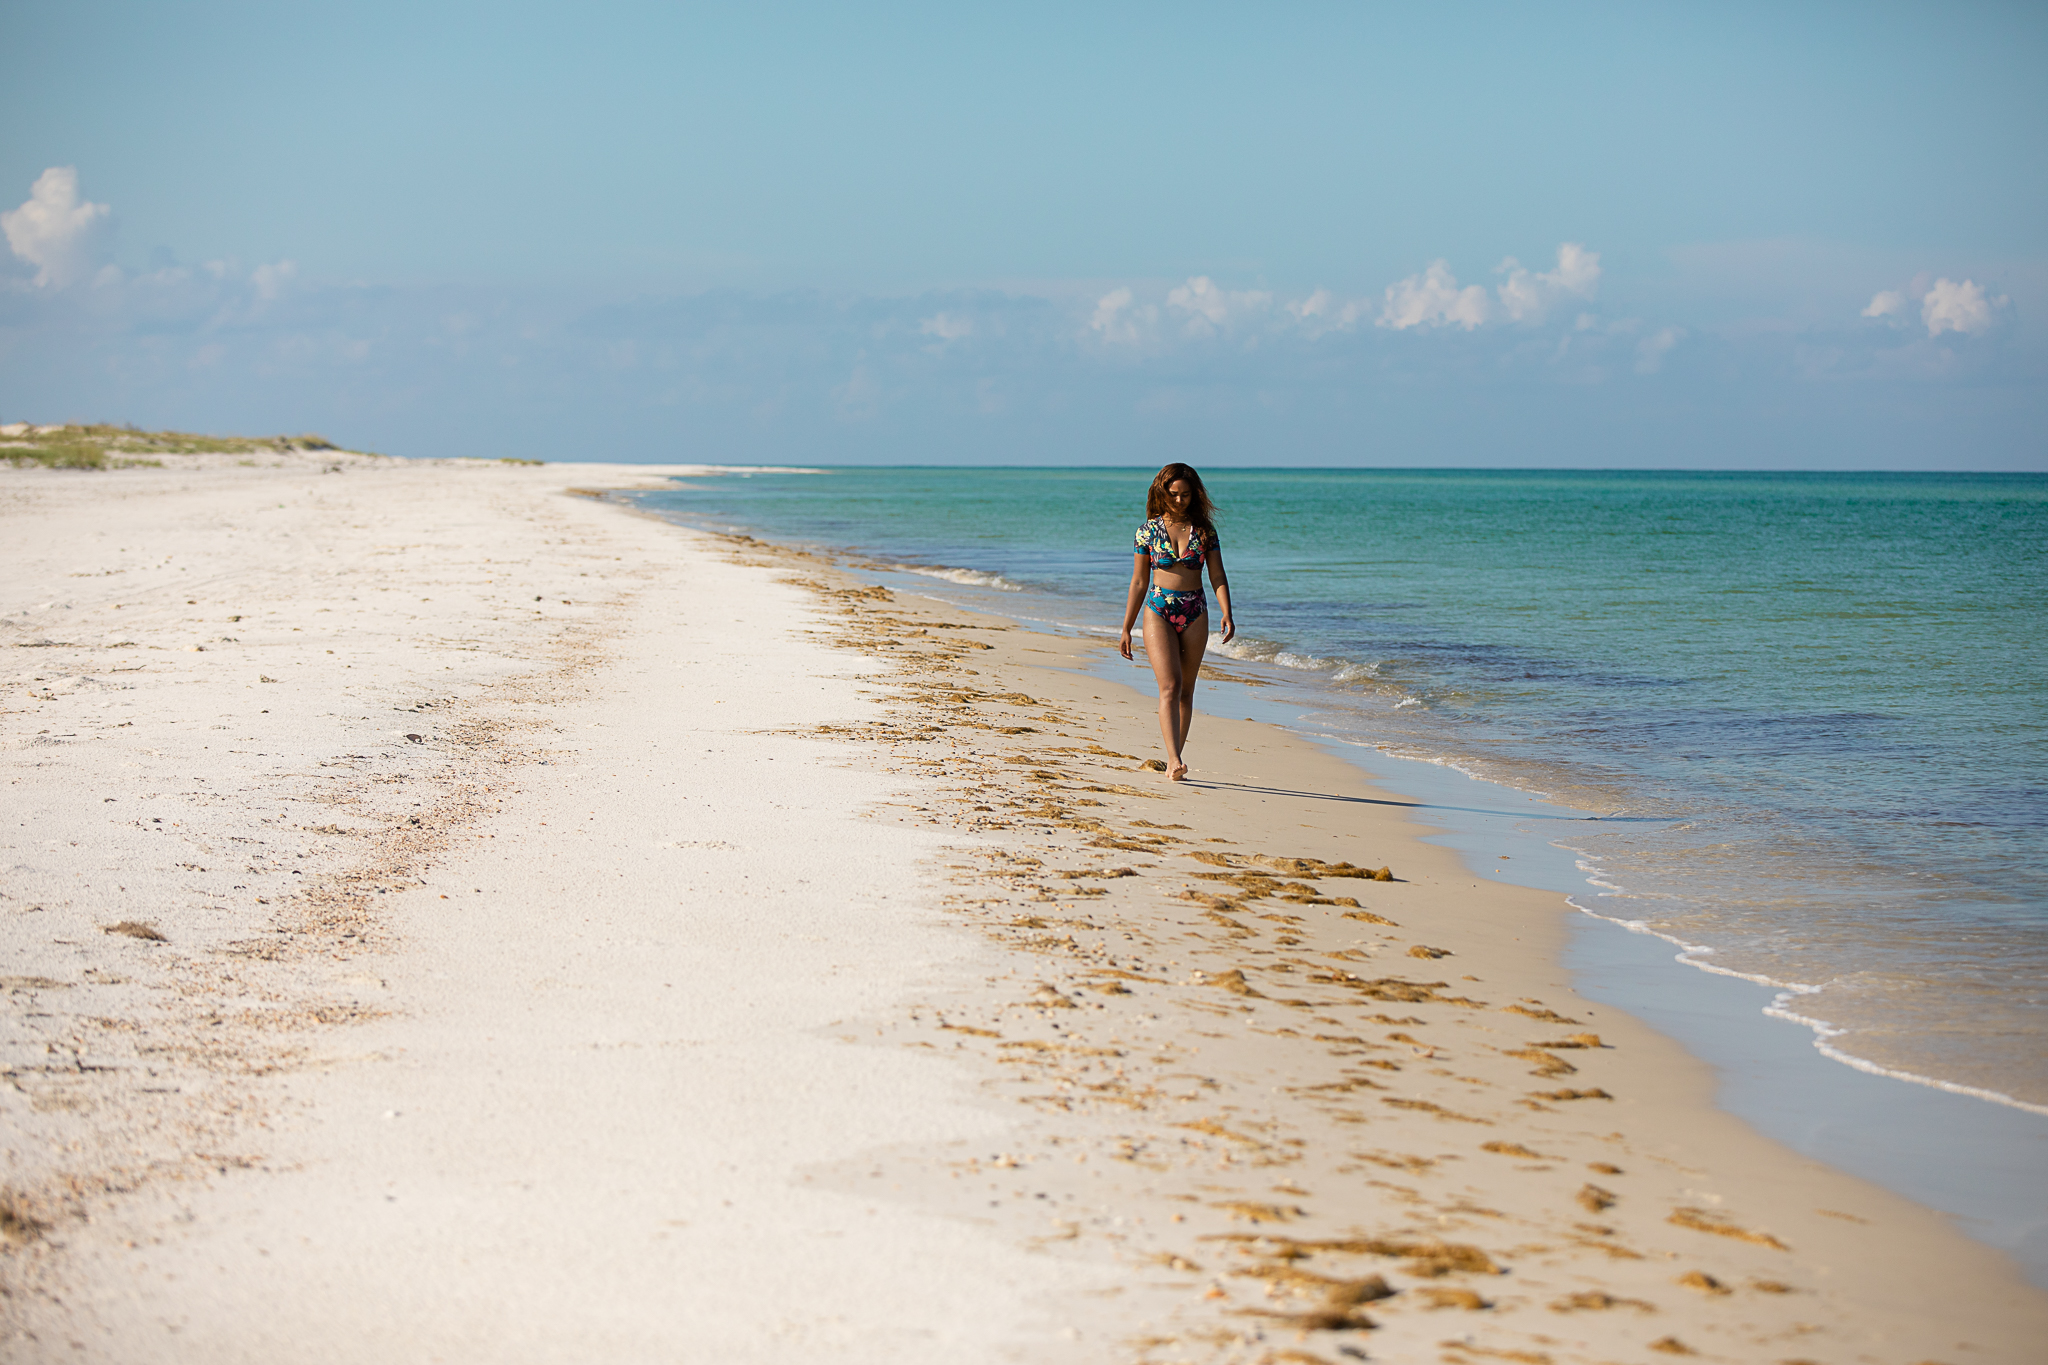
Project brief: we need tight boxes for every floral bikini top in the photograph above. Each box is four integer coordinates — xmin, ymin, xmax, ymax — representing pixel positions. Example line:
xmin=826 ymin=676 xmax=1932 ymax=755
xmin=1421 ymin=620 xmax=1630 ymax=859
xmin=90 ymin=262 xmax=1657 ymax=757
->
xmin=1134 ymin=517 xmax=1216 ymax=568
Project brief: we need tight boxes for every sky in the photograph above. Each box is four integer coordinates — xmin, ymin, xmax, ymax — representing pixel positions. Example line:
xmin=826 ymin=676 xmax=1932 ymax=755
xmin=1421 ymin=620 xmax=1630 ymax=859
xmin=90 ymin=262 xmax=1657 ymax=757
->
xmin=2 ymin=0 xmax=2044 ymax=468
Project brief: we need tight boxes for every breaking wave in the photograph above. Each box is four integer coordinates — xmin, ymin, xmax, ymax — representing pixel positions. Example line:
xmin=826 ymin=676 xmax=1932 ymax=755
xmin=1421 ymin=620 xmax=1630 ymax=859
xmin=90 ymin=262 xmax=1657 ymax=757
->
xmin=1217 ymin=635 xmax=1385 ymax=685
xmin=894 ymin=563 xmax=1025 ymax=592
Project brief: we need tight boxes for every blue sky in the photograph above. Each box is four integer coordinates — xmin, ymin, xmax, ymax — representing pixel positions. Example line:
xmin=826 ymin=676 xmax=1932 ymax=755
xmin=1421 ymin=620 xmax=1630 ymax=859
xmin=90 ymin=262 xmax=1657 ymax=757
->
xmin=3 ymin=1 xmax=2043 ymax=467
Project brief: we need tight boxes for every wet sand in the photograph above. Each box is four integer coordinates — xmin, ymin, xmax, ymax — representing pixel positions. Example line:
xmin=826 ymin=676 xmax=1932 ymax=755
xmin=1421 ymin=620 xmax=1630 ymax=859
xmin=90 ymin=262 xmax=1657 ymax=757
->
xmin=3 ymin=456 xmax=2043 ymax=1363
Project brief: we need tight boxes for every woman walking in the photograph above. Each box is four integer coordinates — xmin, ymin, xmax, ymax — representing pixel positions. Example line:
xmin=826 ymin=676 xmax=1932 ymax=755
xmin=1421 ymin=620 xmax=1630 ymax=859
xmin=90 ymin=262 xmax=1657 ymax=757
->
xmin=1120 ymin=463 xmax=1235 ymax=781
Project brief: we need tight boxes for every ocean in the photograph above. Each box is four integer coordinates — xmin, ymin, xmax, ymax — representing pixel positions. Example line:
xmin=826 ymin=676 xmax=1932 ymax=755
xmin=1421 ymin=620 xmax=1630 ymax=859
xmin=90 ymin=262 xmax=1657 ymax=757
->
xmin=631 ymin=467 xmax=2048 ymax=1117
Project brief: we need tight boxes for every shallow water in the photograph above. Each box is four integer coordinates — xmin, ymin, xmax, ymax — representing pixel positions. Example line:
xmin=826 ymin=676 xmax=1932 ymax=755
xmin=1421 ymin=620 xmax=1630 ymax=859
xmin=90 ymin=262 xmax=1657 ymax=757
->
xmin=633 ymin=467 xmax=2048 ymax=1112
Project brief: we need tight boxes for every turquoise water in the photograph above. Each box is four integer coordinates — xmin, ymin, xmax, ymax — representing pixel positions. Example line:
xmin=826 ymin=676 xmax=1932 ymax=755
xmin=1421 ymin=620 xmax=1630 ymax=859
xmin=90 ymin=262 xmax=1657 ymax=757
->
xmin=634 ymin=468 xmax=2048 ymax=1109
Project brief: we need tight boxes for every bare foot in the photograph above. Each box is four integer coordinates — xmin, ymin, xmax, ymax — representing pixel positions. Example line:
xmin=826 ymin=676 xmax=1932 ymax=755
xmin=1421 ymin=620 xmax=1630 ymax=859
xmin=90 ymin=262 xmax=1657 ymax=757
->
xmin=1168 ymin=761 xmax=1188 ymax=782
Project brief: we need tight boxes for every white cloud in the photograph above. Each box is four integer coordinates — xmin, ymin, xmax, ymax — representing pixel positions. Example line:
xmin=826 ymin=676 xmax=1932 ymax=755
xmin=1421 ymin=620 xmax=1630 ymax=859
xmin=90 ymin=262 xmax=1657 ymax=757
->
xmin=1089 ymin=286 xmax=1154 ymax=345
xmin=919 ymin=311 xmax=973 ymax=341
xmin=2 ymin=167 xmax=111 ymax=287
xmin=1090 ymin=248 xmax=1596 ymax=344
xmin=1377 ymin=260 xmax=1493 ymax=330
xmin=1495 ymin=243 xmax=1601 ymax=322
xmin=1166 ymin=275 xmax=1271 ymax=335
xmin=1861 ymin=277 xmax=2005 ymax=337
xmin=1377 ymin=244 xmax=1598 ymax=331
xmin=1635 ymin=325 xmax=1684 ymax=374
xmin=1290 ymin=287 xmax=1334 ymax=321
xmin=1287 ymin=287 xmax=1370 ymax=336
xmin=1920 ymin=277 xmax=1998 ymax=337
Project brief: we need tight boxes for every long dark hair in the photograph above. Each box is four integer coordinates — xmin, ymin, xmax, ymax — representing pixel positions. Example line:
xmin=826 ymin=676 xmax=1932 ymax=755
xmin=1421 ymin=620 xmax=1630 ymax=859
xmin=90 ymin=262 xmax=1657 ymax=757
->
xmin=1146 ymin=463 xmax=1217 ymax=531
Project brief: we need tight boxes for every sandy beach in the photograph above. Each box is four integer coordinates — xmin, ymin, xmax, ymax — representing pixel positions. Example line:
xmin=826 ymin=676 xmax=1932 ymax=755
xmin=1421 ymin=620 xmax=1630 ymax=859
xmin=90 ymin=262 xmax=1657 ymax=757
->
xmin=4 ymin=454 xmax=2044 ymax=1364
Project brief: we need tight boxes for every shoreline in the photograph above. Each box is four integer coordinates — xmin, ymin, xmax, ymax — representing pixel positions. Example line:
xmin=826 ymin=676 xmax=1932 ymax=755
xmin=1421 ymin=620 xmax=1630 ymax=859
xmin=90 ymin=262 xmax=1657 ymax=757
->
xmin=633 ymin=467 xmax=2048 ymax=1123
xmin=644 ymin=478 xmax=2048 ymax=1345
xmin=1144 ymin=666 xmax=2048 ymax=1279
xmin=647 ymin=483 xmax=2048 ymax=1277
xmin=4 ymin=456 xmax=2043 ymax=1361
xmin=1313 ymin=734 xmax=2048 ymax=1282
xmin=781 ymin=558 xmax=2048 ymax=1360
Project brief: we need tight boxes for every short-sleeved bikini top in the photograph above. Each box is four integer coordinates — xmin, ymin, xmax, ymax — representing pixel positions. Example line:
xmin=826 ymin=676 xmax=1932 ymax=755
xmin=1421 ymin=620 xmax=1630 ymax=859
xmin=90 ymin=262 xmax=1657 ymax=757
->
xmin=1135 ymin=517 xmax=1216 ymax=568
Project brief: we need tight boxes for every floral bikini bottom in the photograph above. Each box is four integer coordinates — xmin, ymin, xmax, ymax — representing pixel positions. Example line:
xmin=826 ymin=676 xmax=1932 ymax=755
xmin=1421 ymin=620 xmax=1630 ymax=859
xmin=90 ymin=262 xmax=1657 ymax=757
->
xmin=1145 ymin=585 xmax=1208 ymax=634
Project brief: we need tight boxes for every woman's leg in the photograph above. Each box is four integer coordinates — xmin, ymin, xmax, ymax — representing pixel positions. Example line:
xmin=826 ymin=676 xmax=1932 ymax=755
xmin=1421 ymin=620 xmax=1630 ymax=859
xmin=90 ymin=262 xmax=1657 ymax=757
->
xmin=1141 ymin=607 xmax=1188 ymax=771
xmin=1170 ymin=613 xmax=1210 ymax=778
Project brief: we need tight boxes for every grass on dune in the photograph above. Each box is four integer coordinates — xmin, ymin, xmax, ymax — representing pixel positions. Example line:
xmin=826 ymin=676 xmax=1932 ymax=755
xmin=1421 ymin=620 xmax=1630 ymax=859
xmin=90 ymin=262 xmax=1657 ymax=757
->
xmin=1 ymin=424 xmax=351 ymax=469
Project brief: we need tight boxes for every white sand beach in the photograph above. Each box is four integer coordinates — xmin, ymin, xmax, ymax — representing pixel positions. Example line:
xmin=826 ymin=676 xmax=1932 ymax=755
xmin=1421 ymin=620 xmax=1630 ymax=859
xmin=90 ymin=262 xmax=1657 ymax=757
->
xmin=4 ymin=453 xmax=2044 ymax=1364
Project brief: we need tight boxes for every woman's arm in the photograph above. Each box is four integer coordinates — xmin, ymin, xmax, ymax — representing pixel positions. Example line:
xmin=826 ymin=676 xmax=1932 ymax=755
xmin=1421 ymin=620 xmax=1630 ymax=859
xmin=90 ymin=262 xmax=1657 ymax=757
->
xmin=1207 ymin=547 xmax=1234 ymax=645
xmin=1119 ymin=552 xmax=1149 ymax=660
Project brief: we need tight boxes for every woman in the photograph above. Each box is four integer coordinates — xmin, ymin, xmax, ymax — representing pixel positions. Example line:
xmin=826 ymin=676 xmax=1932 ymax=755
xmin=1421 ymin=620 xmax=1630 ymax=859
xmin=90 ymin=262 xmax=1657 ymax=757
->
xmin=1120 ymin=463 xmax=1235 ymax=781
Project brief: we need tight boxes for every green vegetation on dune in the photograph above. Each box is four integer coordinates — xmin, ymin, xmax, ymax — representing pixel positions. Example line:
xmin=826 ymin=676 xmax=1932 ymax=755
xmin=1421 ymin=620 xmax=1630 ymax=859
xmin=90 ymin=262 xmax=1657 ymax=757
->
xmin=2 ymin=442 xmax=132 ymax=470
xmin=0 ymin=423 xmax=356 ymax=469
